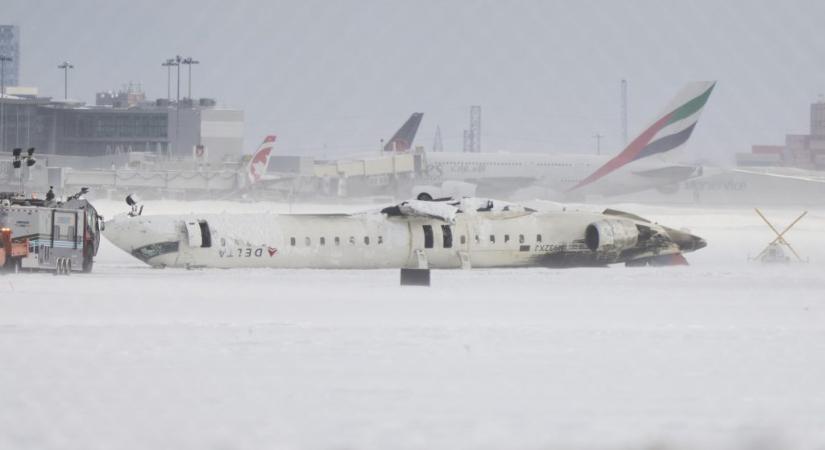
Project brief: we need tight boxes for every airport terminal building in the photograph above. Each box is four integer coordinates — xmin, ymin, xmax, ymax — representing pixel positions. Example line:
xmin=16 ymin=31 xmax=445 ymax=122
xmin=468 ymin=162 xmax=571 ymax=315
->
xmin=0 ymin=87 xmax=244 ymax=166
xmin=737 ymin=100 xmax=825 ymax=170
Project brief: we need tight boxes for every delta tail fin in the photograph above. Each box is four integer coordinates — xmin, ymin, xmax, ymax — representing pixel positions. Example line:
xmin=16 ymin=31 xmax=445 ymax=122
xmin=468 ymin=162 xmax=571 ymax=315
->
xmin=384 ymin=113 xmax=423 ymax=152
xmin=570 ymin=81 xmax=716 ymax=191
xmin=246 ymin=135 xmax=277 ymax=185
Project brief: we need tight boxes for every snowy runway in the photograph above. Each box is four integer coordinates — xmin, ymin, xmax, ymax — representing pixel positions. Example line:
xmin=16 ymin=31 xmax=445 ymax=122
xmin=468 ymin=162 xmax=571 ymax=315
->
xmin=2 ymin=202 xmax=825 ymax=449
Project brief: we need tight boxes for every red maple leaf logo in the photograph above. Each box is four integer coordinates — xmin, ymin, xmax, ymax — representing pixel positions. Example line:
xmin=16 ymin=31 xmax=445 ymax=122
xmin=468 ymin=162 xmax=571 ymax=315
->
xmin=267 ymin=247 xmax=278 ymax=256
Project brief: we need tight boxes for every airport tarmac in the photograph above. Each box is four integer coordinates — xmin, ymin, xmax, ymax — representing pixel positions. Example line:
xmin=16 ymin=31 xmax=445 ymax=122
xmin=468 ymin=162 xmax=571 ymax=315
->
xmin=1 ymin=200 xmax=825 ymax=449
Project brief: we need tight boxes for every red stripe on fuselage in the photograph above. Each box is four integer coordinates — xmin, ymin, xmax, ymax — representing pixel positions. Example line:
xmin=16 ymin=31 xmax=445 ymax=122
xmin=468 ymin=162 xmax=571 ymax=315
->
xmin=569 ymin=112 xmax=674 ymax=191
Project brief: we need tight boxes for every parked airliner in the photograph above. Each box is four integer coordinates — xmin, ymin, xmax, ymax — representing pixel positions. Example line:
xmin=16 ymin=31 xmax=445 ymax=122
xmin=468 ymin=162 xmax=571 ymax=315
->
xmin=416 ymin=81 xmax=716 ymax=199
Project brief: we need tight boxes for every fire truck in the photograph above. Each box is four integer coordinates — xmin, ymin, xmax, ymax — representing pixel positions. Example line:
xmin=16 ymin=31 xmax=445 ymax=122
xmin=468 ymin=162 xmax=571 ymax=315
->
xmin=0 ymin=189 xmax=101 ymax=274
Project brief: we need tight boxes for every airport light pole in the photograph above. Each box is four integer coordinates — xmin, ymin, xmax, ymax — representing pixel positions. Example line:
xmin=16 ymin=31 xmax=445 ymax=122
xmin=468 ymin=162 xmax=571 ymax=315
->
xmin=174 ymin=55 xmax=182 ymax=158
xmin=621 ymin=79 xmax=628 ymax=145
xmin=161 ymin=58 xmax=177 ymax=101
xmin=181 ymin=57 xmax=199 ymax=100
xmin=593 ymin=132 xmax=603 ymax=155
xmin=57 ymin=61 xmax=74 ymax=100
xmin=175 ymin=54 xmax=182 ymax=107
xmin=0 ymin=55 xmax=11 ymax=153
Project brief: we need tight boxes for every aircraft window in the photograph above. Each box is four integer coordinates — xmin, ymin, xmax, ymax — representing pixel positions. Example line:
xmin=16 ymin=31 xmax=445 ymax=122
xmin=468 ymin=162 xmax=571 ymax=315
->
xmin=349 ymin=236 xmax=356 ymax=245
xmin=305 ymin=237 xmax=311 ymax=246
xmin=378 ymin=236 xmax=383 ymax=245
xmin=441 ymin=225 xmax=452 ymax=248
xmin=460 ymin=235 xmax=466 ymax=245
xmin=335 ymin=237 xmax=340 ymax=246
xmin=198 ymin=220 xmax=212 ymax=248
xmin=536 ymin=234 xmax=542 ymax=243
xmin=504 ymin=234 xmax=510 ymax=243
xmin=489 ymin=234 xmax=495 ymax=244
xmin=290 ymin=237 xmax=296 ymax=246
xmin=519 ymin=234 xmax=525 ymax=244
xmin=423 ymin=225 xmax=434 ymax=249
xmin=364 ymin=236 xmax=370 ymax=245
xmin=320 ymin=237 xmax=326 ymax=246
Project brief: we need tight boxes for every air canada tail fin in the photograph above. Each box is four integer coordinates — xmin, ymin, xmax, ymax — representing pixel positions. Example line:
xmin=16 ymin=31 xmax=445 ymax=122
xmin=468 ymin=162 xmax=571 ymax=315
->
xmin=384 ymin=113 xmax=423 ymax=152
xmin=570 ymin=81 xmax=716 ymax=191
xmin=246 ymin=135 xmax=276 ymax=185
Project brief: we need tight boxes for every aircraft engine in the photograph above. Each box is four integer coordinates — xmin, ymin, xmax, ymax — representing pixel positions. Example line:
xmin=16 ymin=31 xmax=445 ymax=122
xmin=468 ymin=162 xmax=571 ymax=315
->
xmin=584 ymin=219 xmax=639 ymax=253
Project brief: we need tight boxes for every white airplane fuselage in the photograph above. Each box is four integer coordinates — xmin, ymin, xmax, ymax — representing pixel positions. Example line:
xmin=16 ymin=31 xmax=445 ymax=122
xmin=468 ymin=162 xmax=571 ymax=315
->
xmin=421 ymin=151 xmax=698 ymax=197
xmin=103 ymin=200 xmax=705 ymax=269
xmin=418 ymin=81 xmax=717 ymax=199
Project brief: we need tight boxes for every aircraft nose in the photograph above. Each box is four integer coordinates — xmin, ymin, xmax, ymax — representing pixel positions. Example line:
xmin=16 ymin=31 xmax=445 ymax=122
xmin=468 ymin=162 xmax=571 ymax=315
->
xmin=103 ymin=215 xmax=175 ymax=252
xmin=103 ymin=215 xmax=183 ymax=266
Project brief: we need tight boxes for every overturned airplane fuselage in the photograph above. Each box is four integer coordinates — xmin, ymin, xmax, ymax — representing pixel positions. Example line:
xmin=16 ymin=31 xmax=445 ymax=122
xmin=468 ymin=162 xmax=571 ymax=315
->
xmin=103 ymin=198 xmax=705 ymax=270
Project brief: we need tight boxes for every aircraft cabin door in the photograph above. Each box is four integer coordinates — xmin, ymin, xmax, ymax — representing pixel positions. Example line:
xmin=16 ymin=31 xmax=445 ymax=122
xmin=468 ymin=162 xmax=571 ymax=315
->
xmin=183 ymin=221 xmax=203 ymax=247
xmin=414 ymin=222 xmax=462 ymax=269
xmin=182 ymin=220 xmax=212 ymax=248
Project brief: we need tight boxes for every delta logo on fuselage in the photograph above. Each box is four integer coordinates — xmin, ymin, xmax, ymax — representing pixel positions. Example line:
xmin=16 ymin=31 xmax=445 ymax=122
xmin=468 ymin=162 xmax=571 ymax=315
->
xmin=218 ymin=245 xmax=279 ymax=258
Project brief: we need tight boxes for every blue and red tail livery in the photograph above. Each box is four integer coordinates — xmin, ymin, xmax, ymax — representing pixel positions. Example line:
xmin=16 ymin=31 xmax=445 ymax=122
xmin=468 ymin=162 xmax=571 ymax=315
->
xmin=384 ymin=113 xmax=423 ymax=152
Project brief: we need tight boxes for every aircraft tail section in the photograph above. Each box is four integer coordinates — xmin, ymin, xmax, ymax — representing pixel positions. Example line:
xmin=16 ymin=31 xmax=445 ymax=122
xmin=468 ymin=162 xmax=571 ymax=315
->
xmin=246 ymin=135 xmax=277 ymax=185
xmin=384 ymin=113 xmax=423 ymax=152
xmin=571 ymin=81 xmax=716 ymax=191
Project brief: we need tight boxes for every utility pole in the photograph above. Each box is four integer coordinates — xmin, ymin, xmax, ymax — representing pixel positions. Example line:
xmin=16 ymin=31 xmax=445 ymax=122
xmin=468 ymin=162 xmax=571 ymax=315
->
xmin=57 ymin=61 xmax=74 ymax=100
xmin=593 ymin=133 xmax=603 ymax=155
xmin=162 ymin=58 xmax=177 ymax=101
xmin=181 ymin=57 xmax=199 ymax=100
xmin=620 ymin=79 xmax=628 ymax=145
xmin=0 ymin=55 xmax=11 ymax=153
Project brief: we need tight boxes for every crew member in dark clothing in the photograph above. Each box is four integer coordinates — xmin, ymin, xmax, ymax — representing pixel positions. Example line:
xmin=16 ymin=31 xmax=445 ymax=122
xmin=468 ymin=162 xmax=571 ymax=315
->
xmin=45 ymin=186 xmax=55 ymax=202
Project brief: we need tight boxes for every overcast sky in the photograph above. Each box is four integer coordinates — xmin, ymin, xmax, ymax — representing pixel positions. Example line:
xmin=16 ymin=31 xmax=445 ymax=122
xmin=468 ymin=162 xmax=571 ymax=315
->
xmin=4 ymin=0 xmax=825 ymax=163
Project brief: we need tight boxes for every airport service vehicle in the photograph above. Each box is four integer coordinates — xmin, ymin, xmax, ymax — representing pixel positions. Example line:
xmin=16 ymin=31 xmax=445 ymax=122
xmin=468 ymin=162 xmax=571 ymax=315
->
xmin=0 ymin=189 xmax=102 ymax=274
xmin=417 ymin=81 xmax=716 ymax=199
xmin=104 ymin=197 xmax=706 ymax=285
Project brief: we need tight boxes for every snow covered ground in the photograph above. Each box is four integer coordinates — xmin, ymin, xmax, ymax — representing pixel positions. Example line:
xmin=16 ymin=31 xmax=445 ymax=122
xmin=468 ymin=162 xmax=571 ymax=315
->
xmin=2 ymin=200 xmax=825 ymax=449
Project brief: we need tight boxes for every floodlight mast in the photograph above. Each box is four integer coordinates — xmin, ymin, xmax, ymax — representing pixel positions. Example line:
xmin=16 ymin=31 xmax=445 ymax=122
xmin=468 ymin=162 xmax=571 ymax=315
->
xmin=57 ymin=61 xmax=74 ymax=100
xmin=11 ymin=147 xmax=35 ymax=193
xmin=162 ymin=55 xmax=199 ymax=158
xmin=181 ymin=57 xmax=199 ymax=100
xmin=161 ymin=58 xmax=177 ymax=101
xmin=173 ymin=55 xmax=182 ymax=157
xmin=593 ymin=133 xmax=603 ymax=155
xmin=0 ymin=55 xmax=11 ymax=154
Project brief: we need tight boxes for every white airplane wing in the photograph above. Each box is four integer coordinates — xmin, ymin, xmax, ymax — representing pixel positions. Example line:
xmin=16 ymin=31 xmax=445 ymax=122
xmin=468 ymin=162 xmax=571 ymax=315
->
xmin=730 ymin=167 xmax=825 ymax=184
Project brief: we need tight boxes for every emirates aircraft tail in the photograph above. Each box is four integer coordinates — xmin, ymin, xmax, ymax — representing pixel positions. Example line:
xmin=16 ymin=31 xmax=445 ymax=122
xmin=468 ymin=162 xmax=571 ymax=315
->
xmin=246 ymin=135 xmax=277 ymax=185
xmin=570 ymin=81 xmax=716 ymax=192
